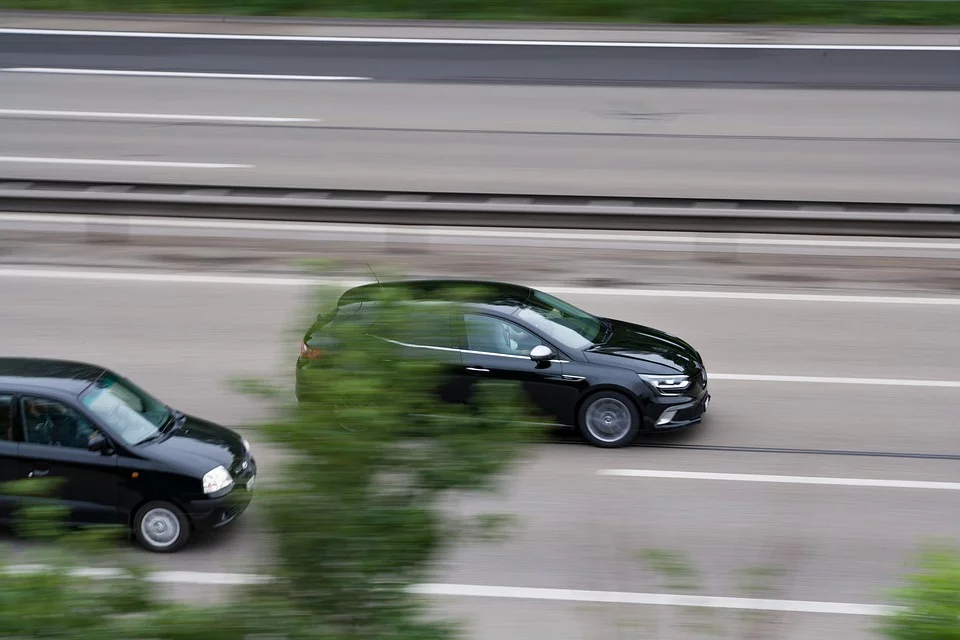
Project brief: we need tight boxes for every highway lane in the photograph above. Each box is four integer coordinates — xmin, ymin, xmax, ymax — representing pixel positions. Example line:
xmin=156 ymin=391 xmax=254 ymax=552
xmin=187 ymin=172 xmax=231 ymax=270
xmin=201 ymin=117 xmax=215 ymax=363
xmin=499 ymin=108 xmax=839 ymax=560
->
xmin=1 ymin=76 xmax=958 ymax=202
xmin=2 ymin=270 xmax=958 ymax=639
xmin=2 ymin=32 xmax=959 ymax=89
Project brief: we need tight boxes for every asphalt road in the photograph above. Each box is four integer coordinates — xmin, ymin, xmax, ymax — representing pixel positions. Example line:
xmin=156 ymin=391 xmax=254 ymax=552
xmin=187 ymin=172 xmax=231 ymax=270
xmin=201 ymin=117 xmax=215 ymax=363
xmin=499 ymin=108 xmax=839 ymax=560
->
xmin=1 ymin=74 xmax=959 ymax=202
xmin=2 ymin=32 xmax=959 ymax=89
xmin=1 ymin=240 xmax=958 ymax=639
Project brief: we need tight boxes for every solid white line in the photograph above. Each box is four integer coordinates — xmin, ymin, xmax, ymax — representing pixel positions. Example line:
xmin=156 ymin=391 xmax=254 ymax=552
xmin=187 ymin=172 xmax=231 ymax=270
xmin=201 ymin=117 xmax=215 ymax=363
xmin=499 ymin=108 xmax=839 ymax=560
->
xmin=598 ymin=469 xmax=960 ymax=491
xmin=0 ymin=28 xmax=956 ymax=51
xmin=412 ymin=583 xmax=894 ymax=616
xmin=0 ymin=108 xmax=319 ymax=123
xmin=0 ymin=267 xmax=308 ymax=286
xmin=2 ymin=212 xmax=958 ymax=251
xmin=0 ymin=156 xmax=249 ymax=169
xmin=5 ymin=564 xmax=273 ymax=585
xmin=2 ymin=67 xmax=370 ymax=81
xmin=709 ymin=373 xmax=960 ymax=388
xmin=1 ymin=267 xmax=959 ymax=307
xmin=0 ymin=565 xmax=892 ymax=615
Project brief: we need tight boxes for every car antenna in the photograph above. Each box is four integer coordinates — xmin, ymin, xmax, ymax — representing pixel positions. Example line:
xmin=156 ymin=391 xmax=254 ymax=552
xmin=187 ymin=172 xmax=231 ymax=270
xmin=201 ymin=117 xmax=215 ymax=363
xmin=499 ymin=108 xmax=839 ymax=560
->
xmin=367 ymin=263 xmax=382 ymax=289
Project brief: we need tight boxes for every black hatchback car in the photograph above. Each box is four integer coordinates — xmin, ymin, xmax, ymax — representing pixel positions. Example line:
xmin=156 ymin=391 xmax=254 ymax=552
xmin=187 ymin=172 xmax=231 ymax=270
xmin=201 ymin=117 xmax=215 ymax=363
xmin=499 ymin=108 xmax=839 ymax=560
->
xmin=0 ymin=358 xmax=256 ymax=552
xmin=297 ymin=279 xmax=709 ymax=448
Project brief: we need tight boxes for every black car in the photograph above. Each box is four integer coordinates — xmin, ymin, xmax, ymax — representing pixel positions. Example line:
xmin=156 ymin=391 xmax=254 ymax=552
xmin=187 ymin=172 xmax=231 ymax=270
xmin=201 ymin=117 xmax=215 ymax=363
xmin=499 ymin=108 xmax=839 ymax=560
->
xmin=296 ymin=279 xmax=709 ymax=448
xmin=0 ymin=358 xmax=256 ymax=552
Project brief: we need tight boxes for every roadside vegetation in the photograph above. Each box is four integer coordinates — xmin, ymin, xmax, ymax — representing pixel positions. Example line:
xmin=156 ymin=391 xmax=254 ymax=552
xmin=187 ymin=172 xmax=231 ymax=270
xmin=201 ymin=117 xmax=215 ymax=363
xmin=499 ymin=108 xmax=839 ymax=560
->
xmin=4 ymin=0 xmax=960 ymax=26
xmin=880 ymin=546 xmax=960 ymax=640
xmin=1 ymin=279 xmax=535 ymax=640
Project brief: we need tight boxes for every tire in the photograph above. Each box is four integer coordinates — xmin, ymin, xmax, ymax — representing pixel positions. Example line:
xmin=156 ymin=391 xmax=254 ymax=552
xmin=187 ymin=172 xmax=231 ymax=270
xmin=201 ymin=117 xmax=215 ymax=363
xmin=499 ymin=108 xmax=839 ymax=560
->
xmin=578 ymin=390 xmax=641 ymax=448
xmin=133 ymin=501 xmax=190 ymax=553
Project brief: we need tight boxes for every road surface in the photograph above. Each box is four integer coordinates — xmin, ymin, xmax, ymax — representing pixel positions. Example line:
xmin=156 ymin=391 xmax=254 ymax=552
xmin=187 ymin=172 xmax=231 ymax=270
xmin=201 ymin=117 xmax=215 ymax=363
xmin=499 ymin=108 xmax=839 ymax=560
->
xmin=1 ymin=226 xmax=958 ymax=640
xmin=0 ymin=28 xmax=958 ymax=202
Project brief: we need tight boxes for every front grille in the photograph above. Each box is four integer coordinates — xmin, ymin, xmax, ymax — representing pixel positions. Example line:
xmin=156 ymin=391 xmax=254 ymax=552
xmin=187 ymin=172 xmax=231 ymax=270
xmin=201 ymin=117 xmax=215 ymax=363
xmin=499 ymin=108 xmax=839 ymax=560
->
xmin=232 ymin=452 xmax=256 ymax=483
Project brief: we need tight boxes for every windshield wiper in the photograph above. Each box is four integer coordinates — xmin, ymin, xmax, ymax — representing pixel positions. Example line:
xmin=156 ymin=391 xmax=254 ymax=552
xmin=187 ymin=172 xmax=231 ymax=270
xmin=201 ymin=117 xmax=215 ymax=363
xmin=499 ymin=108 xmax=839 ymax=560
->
xmin=160 ymin=407 xmax=186 ymax=432
xmin=133 ymin=432 xmax=164 ymax=446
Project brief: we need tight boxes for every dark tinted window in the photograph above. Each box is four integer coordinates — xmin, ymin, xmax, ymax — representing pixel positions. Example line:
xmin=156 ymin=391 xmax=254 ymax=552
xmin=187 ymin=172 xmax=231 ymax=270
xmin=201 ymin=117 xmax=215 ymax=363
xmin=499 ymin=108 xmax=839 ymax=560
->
xmin=370 ymin=305 xmax=457 ymax=349
xmin=21 ymin=396 xmax=101 ymax=450
xmin=518 ymin=290 xmax=605 ymax=350
xmin=0 ymin=395 xmax=12 ymax=441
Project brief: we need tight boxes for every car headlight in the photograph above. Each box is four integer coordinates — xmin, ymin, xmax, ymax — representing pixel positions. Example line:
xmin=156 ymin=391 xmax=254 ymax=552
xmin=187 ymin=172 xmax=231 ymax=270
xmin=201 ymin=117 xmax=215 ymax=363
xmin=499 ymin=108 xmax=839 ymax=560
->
xmin=202 ymin=465 xmax=234 ymax=495
xmin=639 ymin=374 xmax=691 ymax=395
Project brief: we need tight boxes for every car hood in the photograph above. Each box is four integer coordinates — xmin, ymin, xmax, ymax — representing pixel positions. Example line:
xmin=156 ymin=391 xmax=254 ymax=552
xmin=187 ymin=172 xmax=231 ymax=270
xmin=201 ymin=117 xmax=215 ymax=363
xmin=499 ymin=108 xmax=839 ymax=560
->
xmin=585 ymin=318 xmax=702 ymax=374
xmin=139 ymin=414 xmax=245 ymax=477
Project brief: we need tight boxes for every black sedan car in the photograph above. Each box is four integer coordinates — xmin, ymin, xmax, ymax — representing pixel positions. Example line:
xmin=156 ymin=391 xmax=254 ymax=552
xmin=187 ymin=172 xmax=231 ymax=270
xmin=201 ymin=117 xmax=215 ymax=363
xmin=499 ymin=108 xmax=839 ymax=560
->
xmin=0 ymin=358 xmax=256 ymax=552
xmin=297 ymin=279 xmax=709 ymax=448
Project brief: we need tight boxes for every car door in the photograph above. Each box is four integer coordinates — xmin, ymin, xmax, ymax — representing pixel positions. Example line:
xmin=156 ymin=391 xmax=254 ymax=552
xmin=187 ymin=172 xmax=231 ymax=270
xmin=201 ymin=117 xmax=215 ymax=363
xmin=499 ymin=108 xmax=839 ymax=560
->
xmin=0 ymin=393 xmax=19 ymax=521
xmin=15 ymin=394 xmax=121 ymax=526
xmin=457 ymin=312 xmax=580 ymax=425
xmin=371 ymin=305 xmax=468 ymax=404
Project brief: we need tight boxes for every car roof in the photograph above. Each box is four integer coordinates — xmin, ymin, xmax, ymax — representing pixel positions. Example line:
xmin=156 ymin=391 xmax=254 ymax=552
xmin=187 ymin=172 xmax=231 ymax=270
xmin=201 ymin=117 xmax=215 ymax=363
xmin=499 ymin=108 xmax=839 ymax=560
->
xmin=338 ymin=279 xmax=534 ymax=314
xmin=0 ymin=357 xmax=107 ymax=395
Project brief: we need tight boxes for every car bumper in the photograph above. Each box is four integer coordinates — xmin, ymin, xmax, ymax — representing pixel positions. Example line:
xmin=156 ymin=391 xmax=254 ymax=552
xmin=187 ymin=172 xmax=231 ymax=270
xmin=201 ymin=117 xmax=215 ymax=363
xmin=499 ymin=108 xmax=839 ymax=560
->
xmin=187 ymin=487 xmax=254 ymax=531
xmin=186 ymin=460 xmax=257 ymax=532
xmin=645 ymin=391 xmax=710 ymax=432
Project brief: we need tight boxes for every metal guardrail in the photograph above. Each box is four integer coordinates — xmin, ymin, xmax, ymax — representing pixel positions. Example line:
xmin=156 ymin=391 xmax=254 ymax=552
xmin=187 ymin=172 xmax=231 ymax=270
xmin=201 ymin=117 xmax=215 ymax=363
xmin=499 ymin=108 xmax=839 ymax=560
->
xmin=1 ymin=179 xmax=958 ymax=237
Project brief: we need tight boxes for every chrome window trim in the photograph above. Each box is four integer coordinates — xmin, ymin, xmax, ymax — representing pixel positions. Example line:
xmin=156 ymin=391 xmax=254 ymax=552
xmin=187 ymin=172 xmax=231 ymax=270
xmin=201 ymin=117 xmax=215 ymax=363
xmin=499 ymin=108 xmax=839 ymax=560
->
xmin=376 ymin=336 xmax=568 ymax=364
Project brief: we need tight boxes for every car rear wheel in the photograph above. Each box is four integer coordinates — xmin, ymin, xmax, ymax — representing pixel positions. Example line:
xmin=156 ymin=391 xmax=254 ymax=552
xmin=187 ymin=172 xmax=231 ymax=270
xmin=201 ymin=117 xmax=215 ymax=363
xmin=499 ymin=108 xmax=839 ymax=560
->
xmin=133 ymin=501 xmax=190 ymax=553
xmin=578 ymin=391 xmax=641 ymax=448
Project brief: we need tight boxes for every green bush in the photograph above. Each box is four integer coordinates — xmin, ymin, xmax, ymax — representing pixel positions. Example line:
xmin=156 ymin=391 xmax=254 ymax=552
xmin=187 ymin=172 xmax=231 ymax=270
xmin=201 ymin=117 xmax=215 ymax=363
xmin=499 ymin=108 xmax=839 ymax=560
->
xmin=880 ymin=546 xmax=960 ymax=640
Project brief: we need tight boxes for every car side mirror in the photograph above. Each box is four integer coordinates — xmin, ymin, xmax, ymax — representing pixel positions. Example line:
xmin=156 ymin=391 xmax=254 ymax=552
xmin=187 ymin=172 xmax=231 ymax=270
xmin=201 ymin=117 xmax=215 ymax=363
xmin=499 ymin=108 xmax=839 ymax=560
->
xmin=529 ymin=345 xmax=555 ymax=362
xmin=88 ymin=434 xmax=111 ymax=454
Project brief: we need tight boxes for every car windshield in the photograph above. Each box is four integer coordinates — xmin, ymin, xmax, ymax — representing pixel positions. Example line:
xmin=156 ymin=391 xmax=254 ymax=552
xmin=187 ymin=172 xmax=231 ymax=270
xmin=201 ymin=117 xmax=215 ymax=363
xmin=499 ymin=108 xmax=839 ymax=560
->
xmin=515 ymin=290 xmax=606 ymax=350
xmin=80 ymin=374 xmax=171 ymax=446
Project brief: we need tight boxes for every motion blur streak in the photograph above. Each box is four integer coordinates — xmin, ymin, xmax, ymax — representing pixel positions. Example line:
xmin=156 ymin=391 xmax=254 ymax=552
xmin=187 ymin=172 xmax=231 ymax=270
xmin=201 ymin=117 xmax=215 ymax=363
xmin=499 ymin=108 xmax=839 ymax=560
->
xmin=2 ymin=267 xmax=960 ymax=306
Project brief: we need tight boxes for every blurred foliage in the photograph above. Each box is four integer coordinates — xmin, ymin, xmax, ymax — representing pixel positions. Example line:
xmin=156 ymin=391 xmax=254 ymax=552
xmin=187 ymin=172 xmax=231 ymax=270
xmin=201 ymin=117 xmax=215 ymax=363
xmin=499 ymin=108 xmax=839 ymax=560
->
xmin=879 ymin=546 xmax=960 ymax=640
xmin=3 ymin=0 xmax=960 ymax=25
xmin=0 ymin=478 xmax=170 ymax=640
xmin=236 ymin=280 xmax=536 ymax=638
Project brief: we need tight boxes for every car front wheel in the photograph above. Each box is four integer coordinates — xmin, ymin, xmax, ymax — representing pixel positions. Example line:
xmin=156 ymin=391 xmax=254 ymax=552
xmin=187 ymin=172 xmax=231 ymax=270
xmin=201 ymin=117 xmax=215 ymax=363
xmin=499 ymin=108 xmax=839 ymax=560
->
xmin=133 ymin=501 xmax=190 ymax=553
xmin=578 ymin=391 xmax=641 ymax=448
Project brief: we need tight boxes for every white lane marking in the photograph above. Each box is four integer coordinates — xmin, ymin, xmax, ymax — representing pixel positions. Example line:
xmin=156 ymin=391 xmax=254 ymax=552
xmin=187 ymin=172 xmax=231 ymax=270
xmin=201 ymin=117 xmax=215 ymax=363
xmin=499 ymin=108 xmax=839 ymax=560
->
xmin=2 ymin=212 xmax=959 ymax=251
xmin=598 ymin=469 xmax=960 ymax=491
xmin=0 ymin=28 xmax=956 ymax=51
xmin=5 ymin=565 xmax=272 ymax=585
xmin=1 ymin=267 xmax=960 ymax=307
xmin=0 ymin=156 xmax=249 ymax=169
xmin=413 ymin=583 xmax=894 ymax=616
xmin=1 ymin=566 xmax=892 ymax=616
xmin=710 ymin=373 xmax=960 ymax=388
xmin=2 ymin=68 xmax=370 ymax=81
xmin=0 ymin=267 xmax=309 ymax=285
xmin=0 ymin=109 xmax=319 ymax=123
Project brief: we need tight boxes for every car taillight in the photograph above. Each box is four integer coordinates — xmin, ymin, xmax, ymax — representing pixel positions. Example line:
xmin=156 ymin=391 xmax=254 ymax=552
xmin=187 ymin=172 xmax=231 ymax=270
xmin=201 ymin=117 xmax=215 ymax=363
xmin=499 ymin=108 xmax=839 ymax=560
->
xmin=300 ymin=342 xmax=324 ymax=360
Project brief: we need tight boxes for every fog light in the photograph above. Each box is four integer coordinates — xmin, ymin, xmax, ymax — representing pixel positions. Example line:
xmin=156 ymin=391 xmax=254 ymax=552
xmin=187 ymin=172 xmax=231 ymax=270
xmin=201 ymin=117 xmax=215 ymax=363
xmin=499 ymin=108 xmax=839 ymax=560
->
xmin=656 ymin=408 xmax=678 ymax=426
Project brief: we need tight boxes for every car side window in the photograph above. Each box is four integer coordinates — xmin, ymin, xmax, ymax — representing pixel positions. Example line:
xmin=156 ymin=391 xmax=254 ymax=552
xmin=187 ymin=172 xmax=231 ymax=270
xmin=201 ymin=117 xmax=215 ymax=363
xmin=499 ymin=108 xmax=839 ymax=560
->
xmin=20 ymin=396 xmax=100 ymax=450
xmin=0 ymin=395 xmax=13 ymax=441
xmin=464 ymin=314 xmax=541 ymax=357
xmin=372 ymin=307 xmax=457 ymax=350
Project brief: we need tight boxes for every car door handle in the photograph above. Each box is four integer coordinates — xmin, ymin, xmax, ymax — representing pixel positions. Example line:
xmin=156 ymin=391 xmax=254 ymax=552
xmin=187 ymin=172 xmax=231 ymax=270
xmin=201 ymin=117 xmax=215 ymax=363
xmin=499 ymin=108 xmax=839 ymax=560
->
xmin=466 ymin=367 xmax=490 ymax=373
xmin=28 ymin=469 xmax=49 ymax=478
